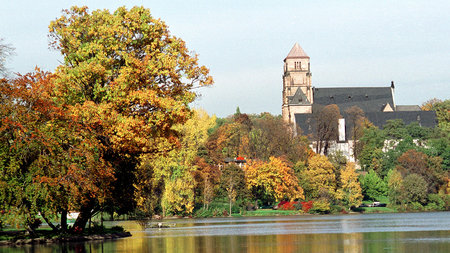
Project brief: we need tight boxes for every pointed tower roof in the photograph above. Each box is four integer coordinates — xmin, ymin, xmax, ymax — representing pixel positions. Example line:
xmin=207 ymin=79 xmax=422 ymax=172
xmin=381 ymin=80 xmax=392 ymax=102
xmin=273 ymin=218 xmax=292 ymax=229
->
xmin=285 ymin=42 xmax=309 ymax=60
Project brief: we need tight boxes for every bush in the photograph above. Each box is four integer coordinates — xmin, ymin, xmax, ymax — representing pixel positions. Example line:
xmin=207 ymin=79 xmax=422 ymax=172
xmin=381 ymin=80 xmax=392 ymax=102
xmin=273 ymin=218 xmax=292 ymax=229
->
xmin=301 ymin=201 xmax=314 ymax=213
xmin=409 ymin=202 xmax=424 ymax=211
xmin=89 ymin=222 xmax=106 ymax=234
xmin=110 ymin=226 xmax=125 ymax=233
xmin=194 ymin=208 xmax=214 ymax=218
xmin=426 ymin=194 xmax=445 ymax=211
xmin=309 ymin=199 xmax=331 ymax=214
xmin=279 ymin=201 xmax=298 ymax=210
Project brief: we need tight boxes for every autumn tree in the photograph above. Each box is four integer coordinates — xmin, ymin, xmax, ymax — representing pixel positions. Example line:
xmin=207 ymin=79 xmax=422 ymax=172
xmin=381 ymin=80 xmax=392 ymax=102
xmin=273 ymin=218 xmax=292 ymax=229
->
xmin=396 ymin=150 xmax=446 ymax=194
xmin=0 ymin=71 xmax=114 ymax=232
xmin=136 ymin=109 xmax=216 ymax=216
xmin=336 ymin=162 xmax=363 ymax=210
xmin=301 ymin=154 xmax=336 ymax=200
xmin=248 ymin=113 xmax=309 ymax=163
xmin=313 ymin=104 xmax=341 ymax=155
xmin=48 ymin=6 xmax=212 ymax=230
xmin=192 ymin=157 xmax=220 ymax=209
xmin=245 ymin=157 xmax=304 ymax=205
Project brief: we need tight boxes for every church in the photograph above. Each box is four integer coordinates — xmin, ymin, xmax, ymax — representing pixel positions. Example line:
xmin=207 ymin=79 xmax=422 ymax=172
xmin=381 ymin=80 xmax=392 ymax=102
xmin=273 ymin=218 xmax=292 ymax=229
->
xmin=282 ymin=43 xmax=437 ymax=158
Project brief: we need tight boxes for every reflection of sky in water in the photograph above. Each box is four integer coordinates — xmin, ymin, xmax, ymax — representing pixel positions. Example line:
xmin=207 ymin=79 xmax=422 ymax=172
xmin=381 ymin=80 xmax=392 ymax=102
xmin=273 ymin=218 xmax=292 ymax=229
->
xmin=144 ymin=212 xmax=450 ymax=238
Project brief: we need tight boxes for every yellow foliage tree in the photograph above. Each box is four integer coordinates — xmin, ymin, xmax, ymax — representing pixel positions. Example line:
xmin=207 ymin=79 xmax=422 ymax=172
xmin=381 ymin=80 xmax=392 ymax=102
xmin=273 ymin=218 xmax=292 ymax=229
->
xmin=245 ymin=157 xmax=304 ymax=204
xmin=336 ymin=162 xmax=363 ymax=210
xmin=302 ymin=154 xmax=336 ymax=199
xmin=136 ymin=109 xmax=216 ymax=216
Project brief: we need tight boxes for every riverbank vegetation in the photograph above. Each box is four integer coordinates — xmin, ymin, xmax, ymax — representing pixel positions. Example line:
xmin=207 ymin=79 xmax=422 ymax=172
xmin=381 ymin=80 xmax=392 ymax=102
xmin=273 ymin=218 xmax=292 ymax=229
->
xmin=0 ymin=5 xmax=449 ymax=240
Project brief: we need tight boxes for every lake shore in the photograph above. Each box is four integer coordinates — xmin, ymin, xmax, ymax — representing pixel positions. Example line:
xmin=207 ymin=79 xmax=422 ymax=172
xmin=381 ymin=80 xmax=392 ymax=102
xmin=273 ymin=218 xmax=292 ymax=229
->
xmin=0 ymin=230 xmax=131 ymax=247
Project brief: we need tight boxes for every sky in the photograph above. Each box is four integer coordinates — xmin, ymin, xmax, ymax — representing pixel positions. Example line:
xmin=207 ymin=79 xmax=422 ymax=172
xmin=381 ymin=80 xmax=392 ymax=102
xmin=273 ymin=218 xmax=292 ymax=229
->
xmin=1 ymin=0 xmax=449 ymax=117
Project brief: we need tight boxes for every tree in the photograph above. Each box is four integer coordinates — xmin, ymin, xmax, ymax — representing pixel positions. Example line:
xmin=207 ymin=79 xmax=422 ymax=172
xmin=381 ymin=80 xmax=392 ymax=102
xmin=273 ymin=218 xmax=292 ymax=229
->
xmin=245 ymin=157 xmax=304 ymax=205
xmin=313 ymin=104 xmax=341 ymax=155
xmin=193 ymin=157 xmax=220 ymax=209
xmin=0 ymin=38 xmax=14 ymax=77
xmin=345 ymin=106 xmax=365 ymax=160
xmin=386 ymin=169 xmax=403 ymax=205
xmin=248 ymin=113 xmax=309 ymax=163
xmin=399 ymin=174 xmax=428 ymax=205
xmin=428 ymin=99 xmax=450 ymax=133
xmin=47 ymin=6 xmax=212 ymax=230
xmin=220 ymin=164 xmax=246 ymax=216
xmin=359 ymin=170 xmax=386 ymax=201
xmin=421 ymin=98 xmax=442 ymax=111
xmin=396 ymin=150 xmax=446 ymax=194
xmin=358 ymin=125 xmax=385 ymax=171
xmin=136 ymin=109 xmax=216 ymax=216
xmin=336 ymin=162 xmax=363 ymax=210
xmin=0 ymin=71 xmax=114 ymax=232
xmin=301 ymin=154 xmax=336 ymax=200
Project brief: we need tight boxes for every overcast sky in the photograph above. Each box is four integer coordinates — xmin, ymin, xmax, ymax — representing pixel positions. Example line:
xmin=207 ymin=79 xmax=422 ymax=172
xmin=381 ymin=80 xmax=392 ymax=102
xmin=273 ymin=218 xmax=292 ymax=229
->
xmin=1 ymin=0 xmax=449 ymax=117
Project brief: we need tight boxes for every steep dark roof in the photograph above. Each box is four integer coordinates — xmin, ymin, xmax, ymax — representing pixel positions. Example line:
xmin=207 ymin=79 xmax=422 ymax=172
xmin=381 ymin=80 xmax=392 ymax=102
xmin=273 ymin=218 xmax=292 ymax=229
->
xmin=313 ymin=87 xmax=394 ymax=113
xmin=288 ymin=88 xmax=310 ymax=105
xmin=295 ymin=110 xmax=437 ymax=140
xmin=364 ymin=111 xmax=437 ymax=129
xmin=396 ymin=105 xmax=421 ymax=111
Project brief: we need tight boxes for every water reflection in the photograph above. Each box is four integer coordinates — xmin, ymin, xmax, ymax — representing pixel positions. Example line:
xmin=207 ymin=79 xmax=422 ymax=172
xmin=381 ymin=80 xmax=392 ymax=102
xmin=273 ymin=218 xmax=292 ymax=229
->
xmin=1 ymin=212 xmax=449 ymax=253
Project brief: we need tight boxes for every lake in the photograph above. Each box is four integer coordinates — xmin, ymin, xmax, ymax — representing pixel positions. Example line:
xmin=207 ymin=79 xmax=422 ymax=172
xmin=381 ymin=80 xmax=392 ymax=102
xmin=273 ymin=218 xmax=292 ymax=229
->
xmin=2 ymin=212 xmax=449 ymax=252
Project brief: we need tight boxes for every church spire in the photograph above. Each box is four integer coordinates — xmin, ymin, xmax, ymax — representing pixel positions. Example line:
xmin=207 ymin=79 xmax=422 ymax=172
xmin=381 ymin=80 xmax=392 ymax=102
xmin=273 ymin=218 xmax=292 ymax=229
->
xmin=285 ymin=42 xmax=309 ymax=60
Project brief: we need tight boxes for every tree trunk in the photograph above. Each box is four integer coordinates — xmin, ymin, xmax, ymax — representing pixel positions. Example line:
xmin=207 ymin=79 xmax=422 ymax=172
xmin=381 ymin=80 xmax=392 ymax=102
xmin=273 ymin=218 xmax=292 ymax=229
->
xmin=61 ymin=210 xmax=68 ymax=232
xmin=40 ymin=211 xmax=58 ymax=232
xmin=72 ymin=201 xmax=96 ymax=232
xmin=229 ymin=199 xmax=232 ymax=217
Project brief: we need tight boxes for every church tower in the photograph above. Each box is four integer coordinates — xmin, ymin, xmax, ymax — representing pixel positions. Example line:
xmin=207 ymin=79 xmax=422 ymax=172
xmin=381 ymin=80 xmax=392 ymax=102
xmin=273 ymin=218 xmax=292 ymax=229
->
xmin=282 ymin=43 xmax=313 ymax=124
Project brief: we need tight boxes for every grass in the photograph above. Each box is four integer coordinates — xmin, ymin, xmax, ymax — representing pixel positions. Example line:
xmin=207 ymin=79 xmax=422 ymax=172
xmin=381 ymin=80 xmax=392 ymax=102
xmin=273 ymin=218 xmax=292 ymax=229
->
xmin=242 ymin=209 xmax=300 ymax=216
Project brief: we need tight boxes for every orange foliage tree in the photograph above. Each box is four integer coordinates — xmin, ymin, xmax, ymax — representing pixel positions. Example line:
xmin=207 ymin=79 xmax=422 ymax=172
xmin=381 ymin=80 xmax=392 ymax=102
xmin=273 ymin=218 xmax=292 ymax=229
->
xmin=245 ymin=157 xmax=304 ymax=205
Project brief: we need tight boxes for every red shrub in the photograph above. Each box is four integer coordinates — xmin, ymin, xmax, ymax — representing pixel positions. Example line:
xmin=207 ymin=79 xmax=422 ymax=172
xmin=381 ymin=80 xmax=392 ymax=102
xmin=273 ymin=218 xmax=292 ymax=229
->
xmin=301 ymin=201 xmax=314 ymax=213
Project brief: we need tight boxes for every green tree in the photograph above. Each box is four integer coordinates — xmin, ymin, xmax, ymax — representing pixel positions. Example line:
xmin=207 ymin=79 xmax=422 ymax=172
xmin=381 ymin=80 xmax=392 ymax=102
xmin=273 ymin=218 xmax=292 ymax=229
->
xmin=422 ymin=98 xmax=449 ymax=133
xmin=358 ymin=125 xmax=385 ymax=171
xmin=359 ymin=169 xmax=386 ymax=201
xmin=386 ymin=169 xmax=403 ymax=205
xmin=399 ymin=174 xmax=428 ymax=205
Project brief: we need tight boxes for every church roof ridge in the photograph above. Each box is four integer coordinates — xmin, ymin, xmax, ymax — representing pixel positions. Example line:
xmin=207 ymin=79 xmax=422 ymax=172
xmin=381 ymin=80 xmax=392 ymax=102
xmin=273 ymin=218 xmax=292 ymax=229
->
xmin=285 ymin=42 xmax=309 ymax=60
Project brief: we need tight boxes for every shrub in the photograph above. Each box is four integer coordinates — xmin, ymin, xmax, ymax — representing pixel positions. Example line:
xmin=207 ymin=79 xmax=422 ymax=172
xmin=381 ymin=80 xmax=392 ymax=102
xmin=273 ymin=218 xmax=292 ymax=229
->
xmin=110 ymin=226 xmax=125 ymax=233
xmin=410 ymin=202 xmax=424 ymax=211
xmin=426 ymin=194 xmax=445 ymax=211
xmin=280 ymin=201 xmax=298 ymax=210
xmin=309 ymin=199 xmax=330 ymax=214
xmin=301 ymin=201 xmax=314 ymax=213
